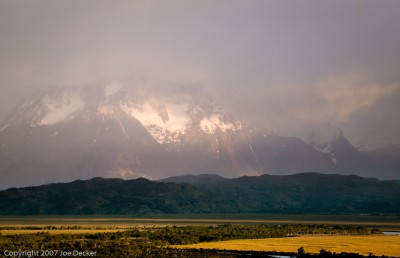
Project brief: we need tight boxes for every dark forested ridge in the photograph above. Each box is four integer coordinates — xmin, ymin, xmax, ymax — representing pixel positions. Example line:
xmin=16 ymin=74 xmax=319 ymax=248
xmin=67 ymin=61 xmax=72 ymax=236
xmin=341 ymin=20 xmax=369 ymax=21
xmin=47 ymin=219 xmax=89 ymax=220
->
xmin=1 ymin=173 xmax=399 ymax=215
xmin=161 ymin=173 xmax=400 ymax=214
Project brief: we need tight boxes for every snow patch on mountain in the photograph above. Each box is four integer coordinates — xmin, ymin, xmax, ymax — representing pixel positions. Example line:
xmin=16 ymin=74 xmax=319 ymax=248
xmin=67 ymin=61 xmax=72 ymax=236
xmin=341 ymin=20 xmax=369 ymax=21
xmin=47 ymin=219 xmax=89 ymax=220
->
xmin=97 ymin=106 xmax=115 ymax=117
xmin=39 ymin=91 xmax=85 ymax=125
xmin=312 ymin=142 xmax=332 ymax=154
xmin=120 ymin=99 xmax=189 ymax=143
xmin=200 ymin=114 xmax=236 ymax=134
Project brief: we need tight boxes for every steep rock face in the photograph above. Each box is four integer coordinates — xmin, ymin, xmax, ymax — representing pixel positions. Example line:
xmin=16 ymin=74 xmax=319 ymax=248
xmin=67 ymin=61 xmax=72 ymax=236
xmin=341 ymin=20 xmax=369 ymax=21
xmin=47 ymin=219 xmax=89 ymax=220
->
xmin=362 ymin=145 xmax=400 ymax=179
xmin=0 ymin=83 xmax=398 ymax=189
xmin=0 ymin=84 xmax=262 ymax=188
xmin=250 ymin=133 xmax=336 ymax=174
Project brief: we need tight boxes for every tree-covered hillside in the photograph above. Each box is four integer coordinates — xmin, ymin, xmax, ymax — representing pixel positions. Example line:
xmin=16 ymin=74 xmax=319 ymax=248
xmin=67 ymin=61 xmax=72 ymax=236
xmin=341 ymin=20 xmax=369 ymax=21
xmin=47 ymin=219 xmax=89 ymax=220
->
xmin=1 ymin=173 xmax=399 ymax=215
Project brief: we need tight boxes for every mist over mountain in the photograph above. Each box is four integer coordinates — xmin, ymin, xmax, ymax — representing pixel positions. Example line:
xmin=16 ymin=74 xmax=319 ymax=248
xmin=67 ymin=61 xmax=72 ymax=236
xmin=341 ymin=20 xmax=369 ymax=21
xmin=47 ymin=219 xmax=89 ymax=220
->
xmin=1 ymin=1 xmax=400 ymax=150
xmin=0 ymin=84 xmax=399 ymax=189
xmin=1 ymin=1 xmax=400 ymax=190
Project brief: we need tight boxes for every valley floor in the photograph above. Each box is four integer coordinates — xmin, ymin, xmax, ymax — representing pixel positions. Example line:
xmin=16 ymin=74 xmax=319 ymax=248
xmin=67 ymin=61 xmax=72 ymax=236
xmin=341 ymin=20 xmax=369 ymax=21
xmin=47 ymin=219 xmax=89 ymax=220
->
xmin=1 ymin=214 xmax=399 ymax=229
xmin=175 ymin=235 xmax=400 ymax=257
xmin=1 ymin=215 xmax=399 ymax=257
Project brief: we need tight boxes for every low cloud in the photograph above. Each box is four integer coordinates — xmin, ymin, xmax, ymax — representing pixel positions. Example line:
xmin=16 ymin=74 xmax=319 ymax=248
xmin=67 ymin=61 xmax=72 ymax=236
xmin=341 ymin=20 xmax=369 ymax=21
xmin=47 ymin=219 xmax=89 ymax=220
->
xmin=0 ymin=1 xmax=399 ymax=149
xmin=313 ymin=75 xmax=400 ymax=122
xmin=285 ymin=74 xmax=400 ymax=127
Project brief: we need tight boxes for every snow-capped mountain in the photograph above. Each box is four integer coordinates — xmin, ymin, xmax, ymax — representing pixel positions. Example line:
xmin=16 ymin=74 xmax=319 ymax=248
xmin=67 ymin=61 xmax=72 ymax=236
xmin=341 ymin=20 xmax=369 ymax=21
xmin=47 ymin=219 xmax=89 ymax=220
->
xmin=0 ymin=83 xmax=258 ymax=188
xmin=0 ymin=83 xmax=398 ymax=189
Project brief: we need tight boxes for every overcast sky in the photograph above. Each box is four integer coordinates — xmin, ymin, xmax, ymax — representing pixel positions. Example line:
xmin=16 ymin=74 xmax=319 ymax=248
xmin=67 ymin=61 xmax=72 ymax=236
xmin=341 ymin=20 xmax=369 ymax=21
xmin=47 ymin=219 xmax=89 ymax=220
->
xmin=1 ymin=0 xmax=400 ymax=149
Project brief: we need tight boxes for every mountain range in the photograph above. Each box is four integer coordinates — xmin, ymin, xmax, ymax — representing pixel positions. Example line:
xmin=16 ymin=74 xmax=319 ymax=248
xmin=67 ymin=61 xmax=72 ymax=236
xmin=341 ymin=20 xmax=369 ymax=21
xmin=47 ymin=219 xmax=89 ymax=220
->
xmin=0 ymin=83 xmax=399 ymax=189
xmin=0 ymin=173 xmax=399 ymax=215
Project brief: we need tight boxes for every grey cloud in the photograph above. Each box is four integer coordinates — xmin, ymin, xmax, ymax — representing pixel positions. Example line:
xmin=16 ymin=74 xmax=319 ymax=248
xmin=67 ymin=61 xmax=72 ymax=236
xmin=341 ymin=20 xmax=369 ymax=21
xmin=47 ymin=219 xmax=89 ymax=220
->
xmin=0 ymin=0 xmax=400 ymax=148
xmin=347 ymin=91 xmax=400 ymax=149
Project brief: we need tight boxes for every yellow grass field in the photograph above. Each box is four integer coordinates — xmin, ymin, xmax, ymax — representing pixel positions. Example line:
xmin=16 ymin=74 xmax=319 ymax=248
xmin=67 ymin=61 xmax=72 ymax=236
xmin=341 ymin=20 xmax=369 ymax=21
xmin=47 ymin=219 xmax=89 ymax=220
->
xmin=175 ymin=235 xmax=400 ymax=257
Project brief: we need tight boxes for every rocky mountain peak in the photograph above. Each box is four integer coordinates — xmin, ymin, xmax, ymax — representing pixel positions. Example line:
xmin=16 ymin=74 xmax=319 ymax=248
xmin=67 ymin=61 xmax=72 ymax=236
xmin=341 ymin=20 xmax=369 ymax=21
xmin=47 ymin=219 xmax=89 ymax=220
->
xmin=1 ymin=83 xmax=245 ymax=144
xmin=0 ymin=83 xmax=399 ymax=189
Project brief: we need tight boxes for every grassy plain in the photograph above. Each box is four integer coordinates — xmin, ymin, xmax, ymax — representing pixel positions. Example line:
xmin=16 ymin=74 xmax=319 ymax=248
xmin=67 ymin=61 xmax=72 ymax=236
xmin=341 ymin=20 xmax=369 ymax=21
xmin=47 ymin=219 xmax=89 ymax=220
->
xmin=175 ymin=235 xmax=400 ymax=257
xmin=1 ymin=214 xmax=399 ymax=257
xmin=1 ymin=214 xmax=399 ymax=228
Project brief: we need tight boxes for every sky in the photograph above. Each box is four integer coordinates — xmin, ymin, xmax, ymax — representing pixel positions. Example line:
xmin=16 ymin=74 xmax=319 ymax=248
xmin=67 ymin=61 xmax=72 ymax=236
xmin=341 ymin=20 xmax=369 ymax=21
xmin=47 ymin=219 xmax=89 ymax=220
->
xmin=1 ymin=0 xmax=400 ymax=149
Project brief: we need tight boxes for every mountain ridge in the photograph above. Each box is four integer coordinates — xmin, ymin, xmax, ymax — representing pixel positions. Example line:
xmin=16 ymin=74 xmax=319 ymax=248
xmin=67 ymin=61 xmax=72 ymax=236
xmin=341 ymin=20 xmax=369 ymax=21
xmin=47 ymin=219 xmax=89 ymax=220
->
xmin=0 ymin=84 xmax=399 ymax=189
xmin=1 ymin=173 xmax=399 ymax=215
